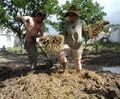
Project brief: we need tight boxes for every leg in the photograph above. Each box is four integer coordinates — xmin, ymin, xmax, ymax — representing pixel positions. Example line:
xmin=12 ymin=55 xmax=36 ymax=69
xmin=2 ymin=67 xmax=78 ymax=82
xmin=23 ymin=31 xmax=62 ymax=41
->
xmin=32 ymin=44 xmax=38 ymax=68
xmin=59 ymin=50 xmax=68 ymax=71
xmin=71 ymin=45 xmax=83 ymax=72
xmin=74 ymin=58 xmax=82 ymax=72
xmin=25 ymin=41 xmax=38 ymax=69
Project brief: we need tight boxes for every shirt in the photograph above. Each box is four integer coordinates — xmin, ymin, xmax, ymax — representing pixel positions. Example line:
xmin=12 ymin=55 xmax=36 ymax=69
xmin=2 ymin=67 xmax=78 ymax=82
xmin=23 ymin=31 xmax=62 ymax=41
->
xmin=61 ymin=19 xmax=86 ymax=49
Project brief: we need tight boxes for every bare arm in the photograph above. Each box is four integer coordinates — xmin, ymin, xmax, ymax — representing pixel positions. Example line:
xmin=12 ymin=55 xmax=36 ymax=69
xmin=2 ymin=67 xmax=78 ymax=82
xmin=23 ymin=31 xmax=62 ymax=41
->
xmin=16 ymin=16 xmax=31 ymax=22
xmin=16 ymin=16 xmax=32 ymax=29
xmin=16 ymin=16 xmax=32 ymax=32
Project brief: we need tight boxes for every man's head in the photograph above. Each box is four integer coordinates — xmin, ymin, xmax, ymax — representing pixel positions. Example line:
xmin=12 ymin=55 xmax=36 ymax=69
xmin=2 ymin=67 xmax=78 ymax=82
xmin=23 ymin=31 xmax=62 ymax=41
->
xmin=35 ymin=11 xmax=46 ymax=22
xmin=65 ymin=5 xmax=80 ymax=21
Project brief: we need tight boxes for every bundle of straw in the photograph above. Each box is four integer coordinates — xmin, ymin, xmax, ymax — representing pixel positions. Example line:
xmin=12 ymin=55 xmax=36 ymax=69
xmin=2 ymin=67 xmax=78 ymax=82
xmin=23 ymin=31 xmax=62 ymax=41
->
xmin=37 ymin=35 xmax=64 ymax=55
xmin=84 ymin=20 xmax=109 ymax=38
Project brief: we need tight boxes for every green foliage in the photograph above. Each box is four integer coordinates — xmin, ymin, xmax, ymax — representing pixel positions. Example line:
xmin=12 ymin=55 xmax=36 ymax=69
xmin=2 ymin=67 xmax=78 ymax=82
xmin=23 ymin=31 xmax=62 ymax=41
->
xmin=58 ymin=0 xmax=106 ymax=25
xmin=12 ymin=0 xmax=29 ymax=8
xmin=99 ymin=42 xmax=120 ymax=52
xmin=0 ymin=0 xmax=106 ymax=39
xmin=90 ymin=40 xmax=120 ymax=53
xmin=0 ymin=0 xmax=60 ymax=39
xmin=0 ymin=3 xmax=9 ymax=24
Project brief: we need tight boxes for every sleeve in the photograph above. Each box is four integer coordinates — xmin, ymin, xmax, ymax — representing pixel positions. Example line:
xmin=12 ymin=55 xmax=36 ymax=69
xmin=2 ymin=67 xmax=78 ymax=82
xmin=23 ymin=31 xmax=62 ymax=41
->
xmin=82 ymin=20 xmax=89 ymax=40
xmin=82 ymin=21 xmax=86 ymax=30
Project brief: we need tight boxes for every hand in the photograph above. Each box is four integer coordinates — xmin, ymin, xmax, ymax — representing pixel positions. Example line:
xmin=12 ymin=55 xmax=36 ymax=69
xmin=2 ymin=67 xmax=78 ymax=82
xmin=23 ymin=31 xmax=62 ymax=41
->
xmin=36 ymin=37 xmax=42 ymax=46
xmin=36 ymin=37 xmax=40 ymax=43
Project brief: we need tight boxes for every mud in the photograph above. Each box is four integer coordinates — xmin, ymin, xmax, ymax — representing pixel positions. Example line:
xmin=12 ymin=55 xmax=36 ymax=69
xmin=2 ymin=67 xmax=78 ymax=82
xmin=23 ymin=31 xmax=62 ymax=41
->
xmin=0 ymin=51 xmax=120 ymax=99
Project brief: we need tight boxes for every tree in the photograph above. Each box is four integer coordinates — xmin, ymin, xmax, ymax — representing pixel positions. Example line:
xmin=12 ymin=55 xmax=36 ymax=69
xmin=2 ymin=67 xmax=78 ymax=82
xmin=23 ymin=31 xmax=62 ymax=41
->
xmin=0 ymin=0 xmax=107 ymax=39
xmin=0 ymin=0 xmax=60 ymax=39
xmin=58 ymin=0 xmax=106 ymax=31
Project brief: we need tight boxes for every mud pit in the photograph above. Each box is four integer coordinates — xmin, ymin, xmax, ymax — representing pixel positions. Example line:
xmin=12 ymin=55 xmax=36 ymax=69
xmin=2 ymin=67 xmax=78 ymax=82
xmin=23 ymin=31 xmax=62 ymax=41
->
xmin=0 ymin=51 xmax=120 ymax=99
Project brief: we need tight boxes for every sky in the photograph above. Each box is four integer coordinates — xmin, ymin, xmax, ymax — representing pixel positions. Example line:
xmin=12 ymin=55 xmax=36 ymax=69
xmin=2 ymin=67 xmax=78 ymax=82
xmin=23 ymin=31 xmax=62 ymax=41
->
xmin=58 ymin=0 xmax=120 ymax=24
xmin=93 ymin=0 xmax=120 ymax=24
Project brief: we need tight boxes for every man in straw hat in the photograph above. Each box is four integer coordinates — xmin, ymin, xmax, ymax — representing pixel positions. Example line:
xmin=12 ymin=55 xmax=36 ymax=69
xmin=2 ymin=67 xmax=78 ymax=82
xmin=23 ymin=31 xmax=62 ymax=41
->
xmin=16 ymin=11 xmax=46 ymax=70
xmin=59 ymin=5 xmax=86 ymax=72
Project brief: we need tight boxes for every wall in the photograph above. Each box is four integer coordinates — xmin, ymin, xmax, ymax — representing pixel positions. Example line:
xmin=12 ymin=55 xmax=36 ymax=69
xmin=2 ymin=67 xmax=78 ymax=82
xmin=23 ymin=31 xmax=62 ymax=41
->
xmin=109 ymin=28 xmax=120 ymax=43
xmin=0 ymin=33 xmax=15 ymax=48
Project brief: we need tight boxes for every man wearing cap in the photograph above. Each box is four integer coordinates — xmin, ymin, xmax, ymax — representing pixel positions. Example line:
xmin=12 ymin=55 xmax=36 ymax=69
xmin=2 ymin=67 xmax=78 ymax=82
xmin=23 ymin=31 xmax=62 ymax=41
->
xmin=16 ymin=11 xmax=46 ymax=69
xmin=59 ymin=5 xmax=86 ymax=72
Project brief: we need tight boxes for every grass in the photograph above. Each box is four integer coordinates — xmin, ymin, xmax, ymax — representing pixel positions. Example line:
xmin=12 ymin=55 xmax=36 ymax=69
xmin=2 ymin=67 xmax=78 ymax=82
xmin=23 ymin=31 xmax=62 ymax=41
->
xmin=6 ymin=47 xmax=26 ymax=54
xmin=86 ymin=42 xmax=120 ymax=53
xmin=0 ymin=46 xmax=47 ymax=56
xmin=0 ymin=47 xmax=26 ymax=56
xmin=98 ymin=42 xmax=120 ymax=52
xmin=1 ymin=42 xmax=120 ymax=55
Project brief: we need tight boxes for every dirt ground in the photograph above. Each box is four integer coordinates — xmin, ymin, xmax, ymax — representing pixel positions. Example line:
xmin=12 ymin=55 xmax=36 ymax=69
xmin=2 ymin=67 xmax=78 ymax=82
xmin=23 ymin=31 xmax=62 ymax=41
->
xmin=0 ymin=50 xmax=120 ymax=99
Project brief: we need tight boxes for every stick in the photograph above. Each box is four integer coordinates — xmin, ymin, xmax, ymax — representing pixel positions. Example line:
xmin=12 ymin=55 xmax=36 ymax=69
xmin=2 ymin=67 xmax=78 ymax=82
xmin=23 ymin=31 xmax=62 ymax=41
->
xmin=38 ymin=44 xmax=53 ymax=68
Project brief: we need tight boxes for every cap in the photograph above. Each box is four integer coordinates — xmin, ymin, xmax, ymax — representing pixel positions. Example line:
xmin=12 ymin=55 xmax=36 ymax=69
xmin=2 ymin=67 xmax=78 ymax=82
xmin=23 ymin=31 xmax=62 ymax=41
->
xmin=65 ymin=5 xmax=80 ymax=17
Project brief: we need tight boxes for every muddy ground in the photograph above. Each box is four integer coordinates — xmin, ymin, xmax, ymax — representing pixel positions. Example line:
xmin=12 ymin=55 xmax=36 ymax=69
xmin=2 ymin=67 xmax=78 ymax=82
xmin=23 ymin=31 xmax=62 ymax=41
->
xmin=0 ymin=50 xmax=120 ymax=99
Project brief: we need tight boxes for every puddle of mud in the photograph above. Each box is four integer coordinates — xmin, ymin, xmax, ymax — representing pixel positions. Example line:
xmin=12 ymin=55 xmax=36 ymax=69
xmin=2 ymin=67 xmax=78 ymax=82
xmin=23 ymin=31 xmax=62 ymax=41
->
xmin=100 ymin=66 xmax=120 ymax=74
xmin=89 ymin=65 xmax=120 ymax=74
xmin=80 ymin=64 xmax=120 ymax=74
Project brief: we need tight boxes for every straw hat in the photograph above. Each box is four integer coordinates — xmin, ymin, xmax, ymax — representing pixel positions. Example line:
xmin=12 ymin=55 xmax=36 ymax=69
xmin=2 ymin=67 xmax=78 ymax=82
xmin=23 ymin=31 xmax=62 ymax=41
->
xmin=65 ymin=5 xmax=80 ymax=17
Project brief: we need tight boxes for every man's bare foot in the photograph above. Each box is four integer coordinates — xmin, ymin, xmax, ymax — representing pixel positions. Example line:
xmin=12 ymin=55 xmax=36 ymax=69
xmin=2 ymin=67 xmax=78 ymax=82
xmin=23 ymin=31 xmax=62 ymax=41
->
xmin=76 ymin=65 xmax=82 ymax=73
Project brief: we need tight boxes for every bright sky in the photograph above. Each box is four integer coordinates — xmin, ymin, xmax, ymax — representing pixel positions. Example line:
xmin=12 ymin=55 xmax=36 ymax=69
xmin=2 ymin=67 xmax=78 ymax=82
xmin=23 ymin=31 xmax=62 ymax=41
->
xmin=93 ymin=0 xmax=120 ymax=24
xmin=58 ymin=0 xmax=120 ymax=24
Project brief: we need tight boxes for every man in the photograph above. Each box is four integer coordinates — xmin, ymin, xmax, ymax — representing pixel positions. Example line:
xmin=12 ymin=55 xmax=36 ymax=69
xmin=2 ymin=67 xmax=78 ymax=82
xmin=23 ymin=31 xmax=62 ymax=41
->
xmin=59 ymin=5 xmax=86 ymax=72
xmin=16 ymin=11 xmax=46 ymax=69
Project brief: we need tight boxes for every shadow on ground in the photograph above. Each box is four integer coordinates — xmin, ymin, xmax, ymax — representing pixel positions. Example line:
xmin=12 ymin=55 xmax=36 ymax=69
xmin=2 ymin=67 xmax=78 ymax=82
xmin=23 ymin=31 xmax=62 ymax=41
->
xmin=0 ymin=50 xmax=120 ymax=82
xmin=0 ymin=64 xmax=53 ymax=82
xmin=83 ymin=50 xmax=120 ymax=66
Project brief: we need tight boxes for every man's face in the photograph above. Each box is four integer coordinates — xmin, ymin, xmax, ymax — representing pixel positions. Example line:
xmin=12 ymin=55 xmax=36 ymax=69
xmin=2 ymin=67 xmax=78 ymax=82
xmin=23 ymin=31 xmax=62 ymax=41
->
xmin=68 ymin=13 xmax=77 ymax=21
xmin=36 ymin=16 xmax=45 ymax=22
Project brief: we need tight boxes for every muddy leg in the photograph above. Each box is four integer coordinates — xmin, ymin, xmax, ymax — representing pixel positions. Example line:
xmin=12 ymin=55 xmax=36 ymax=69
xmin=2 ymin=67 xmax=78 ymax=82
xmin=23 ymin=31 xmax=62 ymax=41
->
xmin=59 ymin=50 xmax=68 ymax=72
xmin=74 ymin=58 xmax=82 ymax=72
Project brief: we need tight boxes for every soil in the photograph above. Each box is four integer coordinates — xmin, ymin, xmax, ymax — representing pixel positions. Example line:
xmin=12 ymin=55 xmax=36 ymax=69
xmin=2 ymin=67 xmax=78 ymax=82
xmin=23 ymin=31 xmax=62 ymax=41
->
xmin=0 ymin=50 xmax=120 ymax=99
